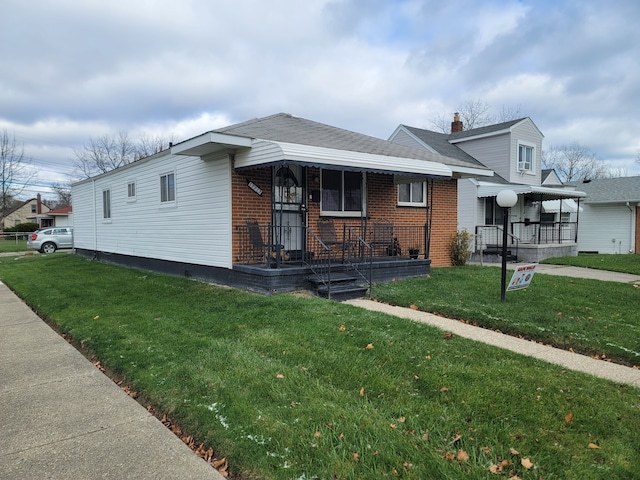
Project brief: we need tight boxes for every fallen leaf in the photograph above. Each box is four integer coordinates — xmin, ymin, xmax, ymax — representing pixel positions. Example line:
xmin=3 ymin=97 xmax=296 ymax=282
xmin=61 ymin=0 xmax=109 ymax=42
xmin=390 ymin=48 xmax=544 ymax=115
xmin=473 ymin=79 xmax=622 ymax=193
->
xmin=565 ymin=412 xmax=574 ymax=423
xmin=403 ymin=461 xmax=409 ymax=469
xmin=314 ymin=431 xmax=321 ymax=438
xmin=352 ymin=452 xmax=360 ymax=462
xmin=457 ymin=449 xmax=469 ymax=462
xmin=359 ymin=387 xmax=365 ymax=397
xmin=409 ymin=304 xmax=419 ymax=310
xmin=276 ymin=373 xmax=285 ymax=379
xmin=443 ymin=332 xmax=454 ymax=339
xmin=508 ymin=476 xmax=522 ymax=480
xmin=483 ymin=446 xmax=491 ymax=455
xmin=451 ymin=433 xmax=462 ymax=444
xmin=521 ymin=457 xmax=534 ymax=469
xmin=489 ymin=463 xmax=502 ymax=474
xmin=588 ymin=442 xmax=600 ymax=449
xmin=509 ymin=447 xmax=520 ymax=455
xmin=390 ymin=423 xmax=397 ymax=429
xmin=444 ymin=452 xmax=455 ymax=460
xmin=93 ymin=315 xmax=100 ymax=320
xmin=440 ymin=386 xmax=449 ymax=392
xmin=339 ymin=324 xmax=346 ymax=331
xmin=212 ymin=457 xmax=226 ymax=469
xmin=365 ymin=343 xmax=374 ymax=350
xmin=339 ymin=433 xmax=344 ymax=440
xmin=399 ymin=416 xmax=406 ymax=423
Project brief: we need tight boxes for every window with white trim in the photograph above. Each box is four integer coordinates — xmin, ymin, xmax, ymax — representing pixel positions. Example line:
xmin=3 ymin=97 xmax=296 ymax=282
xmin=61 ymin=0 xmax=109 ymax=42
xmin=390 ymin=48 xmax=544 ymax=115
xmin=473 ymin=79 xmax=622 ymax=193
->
xmin=160 ymin=172 xmax=175 ymax=203
xmin=127 ymin=181 xmax=136 ymax=199
xmin=398 ymin=181 xmax=426 ymax=206
xmin=320 ymin=169 xmax=363 ymax=215
xmin=102 ymin=189 xmax=111 ymax=219
xmin=518 ymin=142 xmax=535 ymax=172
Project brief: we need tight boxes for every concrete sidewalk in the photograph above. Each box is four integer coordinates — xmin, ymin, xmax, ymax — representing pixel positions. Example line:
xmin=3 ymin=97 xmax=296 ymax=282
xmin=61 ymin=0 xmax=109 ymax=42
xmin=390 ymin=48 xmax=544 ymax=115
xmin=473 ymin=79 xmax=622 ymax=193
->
xmin=473 ymin=261 xmax=640 ymax=284
xmin=0 ymin=281 xmax=224 ymax=480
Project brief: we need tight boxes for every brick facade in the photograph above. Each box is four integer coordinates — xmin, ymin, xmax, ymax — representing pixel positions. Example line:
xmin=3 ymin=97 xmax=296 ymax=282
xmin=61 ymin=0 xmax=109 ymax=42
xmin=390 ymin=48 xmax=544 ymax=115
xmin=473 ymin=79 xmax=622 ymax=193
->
xmin=231 ymin=164 xmax=458 ymax=266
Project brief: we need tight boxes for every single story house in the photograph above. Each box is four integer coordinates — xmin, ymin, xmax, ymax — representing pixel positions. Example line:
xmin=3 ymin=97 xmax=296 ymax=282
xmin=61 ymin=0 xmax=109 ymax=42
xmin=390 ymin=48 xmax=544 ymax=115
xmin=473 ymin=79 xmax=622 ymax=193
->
xmin=573 ymin=176 xmax=640 ymax=254
xmin=389 ymin=115 xmax=587 ymax=262
xmin=72 ymin=113 xmax=491 ymax=297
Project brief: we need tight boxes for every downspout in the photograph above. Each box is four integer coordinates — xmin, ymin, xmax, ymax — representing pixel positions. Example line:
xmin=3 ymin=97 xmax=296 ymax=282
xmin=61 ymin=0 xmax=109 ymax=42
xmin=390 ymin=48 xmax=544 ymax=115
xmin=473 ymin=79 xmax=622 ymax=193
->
xmin=627 ymin=202 xmax=634 ymax=253
xmin=574 ymin=198 xmax=581 ymax=243
xmin=92 ymin=179 xmax=98 ymax=255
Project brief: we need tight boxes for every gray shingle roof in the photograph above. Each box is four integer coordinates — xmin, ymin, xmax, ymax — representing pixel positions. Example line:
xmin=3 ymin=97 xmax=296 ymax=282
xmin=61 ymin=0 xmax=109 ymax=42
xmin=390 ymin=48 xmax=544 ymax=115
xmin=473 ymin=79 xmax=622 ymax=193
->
xmin=576 ymin=176 xmax=640 ymax=204
xmin=213 ymin=113 xmax=490 ymax=172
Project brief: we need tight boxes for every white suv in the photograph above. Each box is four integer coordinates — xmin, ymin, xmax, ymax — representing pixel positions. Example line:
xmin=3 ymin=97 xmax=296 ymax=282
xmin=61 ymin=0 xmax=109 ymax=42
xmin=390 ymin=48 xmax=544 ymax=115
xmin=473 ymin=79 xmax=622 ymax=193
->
xmin=27 ymin=227 xmax=74 ymax=253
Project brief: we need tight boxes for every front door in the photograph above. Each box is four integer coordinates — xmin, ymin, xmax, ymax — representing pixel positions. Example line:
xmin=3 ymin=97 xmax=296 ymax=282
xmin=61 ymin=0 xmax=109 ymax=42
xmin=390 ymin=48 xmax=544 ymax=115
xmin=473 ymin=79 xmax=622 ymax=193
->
xmin=273 ymin=165 xmax=305 ymax=254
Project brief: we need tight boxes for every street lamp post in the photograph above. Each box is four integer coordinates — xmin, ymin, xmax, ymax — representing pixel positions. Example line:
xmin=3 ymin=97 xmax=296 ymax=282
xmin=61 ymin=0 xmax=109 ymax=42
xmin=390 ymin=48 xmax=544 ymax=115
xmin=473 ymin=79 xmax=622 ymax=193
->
xmin=496 ymin=190 xmax=518 ymax=302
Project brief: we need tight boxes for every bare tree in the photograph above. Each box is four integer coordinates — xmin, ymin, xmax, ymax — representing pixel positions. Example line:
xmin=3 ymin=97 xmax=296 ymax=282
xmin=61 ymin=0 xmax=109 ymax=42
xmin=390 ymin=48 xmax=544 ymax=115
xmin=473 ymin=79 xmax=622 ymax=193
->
xmin=430 ymin=98 xmax=522 ymax=133
xmin=73 ymin=131 xmax=175 ymax=180
xmin=50 ymin=183 xmax=72 ymax=209
xmin=136 ymin=132 xmax=176 ymax=159
xmin=0 ymin=129 xmax=36 ymax=212
xmin=542 ymin=142 xmax=611 ymax=183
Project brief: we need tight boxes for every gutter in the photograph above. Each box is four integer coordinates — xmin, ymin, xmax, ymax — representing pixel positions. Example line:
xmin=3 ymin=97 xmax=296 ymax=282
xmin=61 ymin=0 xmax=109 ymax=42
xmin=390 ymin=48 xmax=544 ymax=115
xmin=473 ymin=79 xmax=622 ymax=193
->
xmin=626 ymin=202 xmax=634 ymax=253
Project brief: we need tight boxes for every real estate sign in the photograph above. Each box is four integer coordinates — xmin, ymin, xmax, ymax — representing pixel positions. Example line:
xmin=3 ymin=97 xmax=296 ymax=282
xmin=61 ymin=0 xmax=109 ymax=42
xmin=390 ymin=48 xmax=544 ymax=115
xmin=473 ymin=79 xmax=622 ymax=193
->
xmin=507 ymin=264 xmax=537 ymax=292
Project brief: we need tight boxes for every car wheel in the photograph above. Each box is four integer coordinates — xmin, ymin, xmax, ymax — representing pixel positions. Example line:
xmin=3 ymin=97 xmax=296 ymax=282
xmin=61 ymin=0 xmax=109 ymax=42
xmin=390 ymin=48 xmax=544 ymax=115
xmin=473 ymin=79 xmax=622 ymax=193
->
xmin=41 ymin=242 xmax=57 ymax=254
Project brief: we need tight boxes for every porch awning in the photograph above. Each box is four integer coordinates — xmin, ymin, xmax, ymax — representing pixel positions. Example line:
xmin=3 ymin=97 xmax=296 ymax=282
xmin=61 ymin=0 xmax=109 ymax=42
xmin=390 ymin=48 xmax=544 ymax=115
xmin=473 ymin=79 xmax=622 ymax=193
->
xmin=234 ymin=140 xmax=453 ymax=179
xmin=477 ymin=182 xmax=587 ymax=200
xmin=541 ymin=199 xmax=583 ymax=213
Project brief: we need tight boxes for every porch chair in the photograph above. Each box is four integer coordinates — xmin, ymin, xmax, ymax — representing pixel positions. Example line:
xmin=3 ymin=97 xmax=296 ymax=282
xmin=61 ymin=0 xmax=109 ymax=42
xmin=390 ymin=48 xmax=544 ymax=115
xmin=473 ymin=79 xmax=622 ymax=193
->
xmin=246 ymin=218 xmax=284 ymax=266
xmin=317 ymin=219 xmax=341 ymax=250
xmin=371 ymin=221 xmax=396 ymax=256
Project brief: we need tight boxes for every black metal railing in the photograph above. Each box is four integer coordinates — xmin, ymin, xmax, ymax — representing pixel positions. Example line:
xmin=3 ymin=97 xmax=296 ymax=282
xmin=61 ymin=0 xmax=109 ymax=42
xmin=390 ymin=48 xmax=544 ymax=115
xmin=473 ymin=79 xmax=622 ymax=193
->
xmin=475 ymin=225 xmax=520 ymax=259
xmin=511 ymin=221 xmax=578 ymax=244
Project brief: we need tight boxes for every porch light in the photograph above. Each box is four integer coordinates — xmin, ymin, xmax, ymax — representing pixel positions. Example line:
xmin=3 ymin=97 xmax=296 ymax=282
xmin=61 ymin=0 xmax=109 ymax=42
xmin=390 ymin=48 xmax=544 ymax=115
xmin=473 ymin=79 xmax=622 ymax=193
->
xmin=496 ymin=190 xmax=517 ymax=302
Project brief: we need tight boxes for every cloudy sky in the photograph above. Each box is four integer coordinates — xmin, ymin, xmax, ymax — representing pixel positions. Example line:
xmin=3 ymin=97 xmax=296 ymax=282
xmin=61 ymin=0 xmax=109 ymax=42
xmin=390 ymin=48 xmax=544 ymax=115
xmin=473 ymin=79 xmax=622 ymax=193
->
xmin=2 ymin=0 xmax=639 ymax=198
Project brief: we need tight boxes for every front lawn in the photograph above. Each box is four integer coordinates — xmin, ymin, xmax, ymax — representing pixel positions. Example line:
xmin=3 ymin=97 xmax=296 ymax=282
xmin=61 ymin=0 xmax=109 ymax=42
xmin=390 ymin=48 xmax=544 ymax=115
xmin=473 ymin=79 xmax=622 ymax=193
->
xmin=373 ymin=266 xmax=640 ymax=367
xmin=0 ymin=238 xmax=28 ymax=253
xmin=542 ymin=253 xmax=640 ymax=275
xmin=1 ymin=254 xmax=639 ymax=479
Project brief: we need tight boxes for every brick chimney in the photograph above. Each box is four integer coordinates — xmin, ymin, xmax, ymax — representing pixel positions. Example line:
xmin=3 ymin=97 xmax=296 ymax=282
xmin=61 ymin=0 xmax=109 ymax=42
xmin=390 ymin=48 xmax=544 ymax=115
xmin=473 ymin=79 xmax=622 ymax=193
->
xmin=36 ymin=193 xmax=42 ymax=214
xmin=451 ymin=112 xmax=463 ymax=133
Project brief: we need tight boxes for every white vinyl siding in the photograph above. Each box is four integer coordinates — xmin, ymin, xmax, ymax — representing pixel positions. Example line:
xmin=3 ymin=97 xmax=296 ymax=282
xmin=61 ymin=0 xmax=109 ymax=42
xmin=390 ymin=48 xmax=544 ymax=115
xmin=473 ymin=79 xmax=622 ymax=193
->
xmin=71 ymin=152 xmax=233 ymax=268
xmin=577 ymin=204 xmax=634 ymax=254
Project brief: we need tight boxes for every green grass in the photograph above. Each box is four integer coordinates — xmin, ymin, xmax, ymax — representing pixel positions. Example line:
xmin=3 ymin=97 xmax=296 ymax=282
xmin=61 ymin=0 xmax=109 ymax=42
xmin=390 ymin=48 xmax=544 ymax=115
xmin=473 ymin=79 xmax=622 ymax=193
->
xmin=0 ymin=238 xmax=28 ymax=253
xmin=1 ymin=254 xmax=640 ymax=479
xmin=373 ymin=266 xmax=640 ymax=367
xmin=542 ymin=253 xmax=640 ymax=275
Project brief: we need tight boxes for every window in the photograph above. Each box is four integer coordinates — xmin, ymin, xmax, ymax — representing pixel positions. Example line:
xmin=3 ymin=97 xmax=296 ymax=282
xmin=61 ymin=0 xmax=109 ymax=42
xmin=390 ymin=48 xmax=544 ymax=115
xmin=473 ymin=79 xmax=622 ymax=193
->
xmin=127 ymin=181 xmax=136 ymax=199
xmin=484 ymin=197 xmax=505 ymax=226
xmin=321 ymin=169 xmax=363 ymax=215
xmin=160 ymin=172 xmax=175 ymax=203
xmin=31 ymin=204 xmax=37 ymax=213
xmin=102 ymin=189 xmax=111 ymax=219
xmin=518 ymin=142 xmax=535 ymax=172
xmin=398 ymin=181 xmax=425 ymax=206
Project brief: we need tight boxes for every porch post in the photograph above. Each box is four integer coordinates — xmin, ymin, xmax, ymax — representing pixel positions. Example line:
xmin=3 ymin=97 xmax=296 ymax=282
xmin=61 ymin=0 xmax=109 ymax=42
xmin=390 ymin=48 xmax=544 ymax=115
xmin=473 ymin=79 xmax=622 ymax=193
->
xmin=574 ymin=197 xmax=581 ymax=243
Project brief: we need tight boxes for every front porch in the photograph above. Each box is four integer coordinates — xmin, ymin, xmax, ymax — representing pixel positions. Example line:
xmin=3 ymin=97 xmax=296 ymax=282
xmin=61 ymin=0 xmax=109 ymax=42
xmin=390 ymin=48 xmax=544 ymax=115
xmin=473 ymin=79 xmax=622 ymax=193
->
xmin=234 ymin=222 xmax=431 ymax=298
xmin=474 ymin=221 xmax=579 ymax=263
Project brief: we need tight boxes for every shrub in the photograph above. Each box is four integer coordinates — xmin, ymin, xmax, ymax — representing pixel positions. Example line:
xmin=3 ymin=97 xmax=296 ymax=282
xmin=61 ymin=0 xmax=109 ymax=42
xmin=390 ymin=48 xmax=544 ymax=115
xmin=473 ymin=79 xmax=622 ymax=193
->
xmin=449 ymin=229 xmax=473 ymax=266
xmin=3 ymin=222 xmax=39 ymax=233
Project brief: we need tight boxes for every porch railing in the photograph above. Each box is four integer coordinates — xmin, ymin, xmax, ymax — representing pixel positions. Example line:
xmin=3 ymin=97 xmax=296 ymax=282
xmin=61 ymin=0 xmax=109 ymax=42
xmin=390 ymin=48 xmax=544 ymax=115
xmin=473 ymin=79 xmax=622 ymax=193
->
xmin=475 ymin=225 xmax=520 ymax=259
xmin=511 ymin=221 xmax=578 ymax=244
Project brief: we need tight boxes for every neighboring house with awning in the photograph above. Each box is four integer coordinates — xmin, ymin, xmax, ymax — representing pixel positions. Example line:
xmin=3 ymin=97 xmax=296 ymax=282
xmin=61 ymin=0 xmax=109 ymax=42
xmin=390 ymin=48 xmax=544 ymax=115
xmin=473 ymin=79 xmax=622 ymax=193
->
xmin=71 ymin=113 xmax=491 ymax=298
xmin=389 ymin=115 xmax=586 ymax=262
xmin=573 ymin=176 xmax=640 ymax=254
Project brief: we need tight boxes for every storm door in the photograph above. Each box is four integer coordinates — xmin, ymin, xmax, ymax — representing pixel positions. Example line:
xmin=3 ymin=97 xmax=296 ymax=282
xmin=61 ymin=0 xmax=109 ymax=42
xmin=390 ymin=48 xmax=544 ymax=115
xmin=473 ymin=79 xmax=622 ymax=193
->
xmin=273 ymin=165 xmax=306 ymax=256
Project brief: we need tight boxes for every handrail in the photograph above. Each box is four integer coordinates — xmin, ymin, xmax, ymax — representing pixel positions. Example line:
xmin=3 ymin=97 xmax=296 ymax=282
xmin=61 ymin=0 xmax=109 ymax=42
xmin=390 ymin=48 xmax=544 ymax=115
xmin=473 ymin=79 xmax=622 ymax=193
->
xmin=304 ymin=227 xmax=335 ymax=299
xmin=344 ymin=226 xmax=373 ymax=298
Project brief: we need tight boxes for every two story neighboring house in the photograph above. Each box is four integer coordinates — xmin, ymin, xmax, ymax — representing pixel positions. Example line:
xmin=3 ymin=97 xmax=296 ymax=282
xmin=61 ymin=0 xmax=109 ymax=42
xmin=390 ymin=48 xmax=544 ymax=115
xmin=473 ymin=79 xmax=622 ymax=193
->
xmin=0 ymin=194 xmax=51 ymax=230
xmin=389 ymin=115 xmax=586 ymax=262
